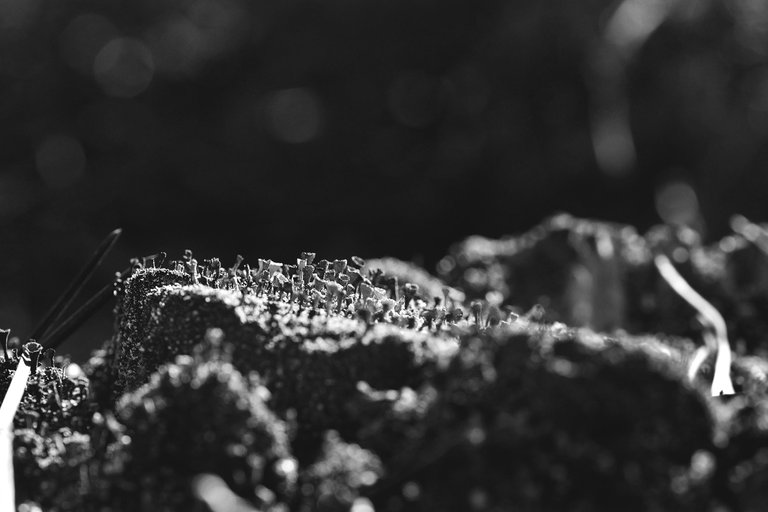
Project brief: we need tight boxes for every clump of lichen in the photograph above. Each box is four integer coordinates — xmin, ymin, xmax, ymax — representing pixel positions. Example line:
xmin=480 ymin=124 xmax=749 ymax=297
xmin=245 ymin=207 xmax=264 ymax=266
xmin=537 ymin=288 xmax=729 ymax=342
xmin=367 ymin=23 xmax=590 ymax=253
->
xmin=1 ymin=348 xmax=94 ymax=511
xmin=296 ymin=431 xmax=383 ymax=512
xmin=82 ymin=338 xmax=120 ymax=412
xmin=362 ymin=257 xmax=465 ymax=305
xmin=93 ymin=338 xmax=296 ymax=511
xmin=439 ymin=214 xmax=768 ymax=356
xmin=13 ymin=428 xmax=91 ymax=511
xmin=361 ymin=323 xmax=718 ymax=512
xmin=438 ymin=214 xmax=639 ymax=332
xmin=112 ymin=267 xmax=192 ymax=395
xmin=708 ymin=356 xmax=768 ymax=511
xmin=90 ymin=244 xmax=758 ymax=510
xmin=108 ymin=254 xmax=461 ymax=459
xmin=6 ymin=215 xmax=768 ymax=511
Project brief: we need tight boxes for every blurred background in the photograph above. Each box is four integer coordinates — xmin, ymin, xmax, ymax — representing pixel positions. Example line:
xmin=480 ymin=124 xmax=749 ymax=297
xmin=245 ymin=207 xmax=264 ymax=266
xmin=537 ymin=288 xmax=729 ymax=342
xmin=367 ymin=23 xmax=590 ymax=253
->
xmin=1 ymin=0 xmax=767 ymax=359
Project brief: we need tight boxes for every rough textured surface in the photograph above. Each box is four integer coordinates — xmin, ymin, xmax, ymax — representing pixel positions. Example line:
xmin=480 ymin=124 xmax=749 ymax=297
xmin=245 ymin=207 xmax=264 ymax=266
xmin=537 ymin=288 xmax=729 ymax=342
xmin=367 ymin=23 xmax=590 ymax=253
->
xmin=358 ymin=324 xmax=717 ymax=512
xmin=440 ymin=214 xmax=768 ymax=356
xmin=711 ymin=356 xmax=768 ymax=511
xmin=297 ymin=431 xmax=383 ymax=512
xmin=91 ymin=348 xmax=295 ymax=511
xmin=1 ymin=353 xmax=94 ymax=511
xmin=3 ymin=216 xmax=768 ymax=511
xmin=111 ymin=261 xmax=460 ymax=459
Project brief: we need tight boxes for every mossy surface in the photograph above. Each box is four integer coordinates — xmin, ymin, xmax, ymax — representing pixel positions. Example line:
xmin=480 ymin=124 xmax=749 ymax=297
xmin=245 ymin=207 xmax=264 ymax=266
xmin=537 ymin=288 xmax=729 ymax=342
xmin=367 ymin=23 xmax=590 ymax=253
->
xmin=1 ymin=353 xmax=93 ymax=511
xmin=297 ymin=431 xmax=383 ymax=512
xmin=3 ymin=216 xmax=768 ymax=511
xmin=440 ymin=214 xmax=768 ymax=356
xmin=110 ymin=262 xmax=458 ymax=459
xmin=97 ymin=349 xmax=295 ymax=511
xmin=362 ymin=325 xmax=716 ymax=511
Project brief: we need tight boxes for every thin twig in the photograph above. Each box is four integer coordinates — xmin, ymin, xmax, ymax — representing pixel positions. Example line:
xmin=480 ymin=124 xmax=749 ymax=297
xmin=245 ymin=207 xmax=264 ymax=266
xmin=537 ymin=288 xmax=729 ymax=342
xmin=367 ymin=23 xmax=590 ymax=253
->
xmin=30 ymin=228 xmax=122 ymax=342
xmin=654 ymin=254 xmax=735 ymax=396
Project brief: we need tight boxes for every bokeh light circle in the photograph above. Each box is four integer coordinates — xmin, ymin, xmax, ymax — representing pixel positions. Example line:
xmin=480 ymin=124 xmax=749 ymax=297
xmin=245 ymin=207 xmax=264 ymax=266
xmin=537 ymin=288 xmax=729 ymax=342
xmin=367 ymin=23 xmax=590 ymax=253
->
xmin=94 ymin=37 xmax=155 ymax=98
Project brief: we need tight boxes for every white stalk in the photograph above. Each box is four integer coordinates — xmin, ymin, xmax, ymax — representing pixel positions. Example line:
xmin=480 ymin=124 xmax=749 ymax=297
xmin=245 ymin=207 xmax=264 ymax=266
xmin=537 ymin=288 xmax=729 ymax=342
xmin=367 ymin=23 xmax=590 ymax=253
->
xmin=654 ymin=254 xmax=735 ymax=396
xmin=0 ymin=424 xmax=13 ymax=512
xmin=0 ymin=341 xmax=40 ymax=512
xmin=0 ymin=357 xmax=29 ymax=512
xmin=0 ymin=358 xmax=30 ymax=428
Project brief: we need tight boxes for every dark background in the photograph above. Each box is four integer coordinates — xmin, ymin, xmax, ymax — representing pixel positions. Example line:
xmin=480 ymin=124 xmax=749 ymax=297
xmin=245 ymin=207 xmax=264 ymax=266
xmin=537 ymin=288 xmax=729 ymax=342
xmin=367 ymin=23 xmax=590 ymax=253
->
xmin=1 ymin=0 xmax=767 ymax=359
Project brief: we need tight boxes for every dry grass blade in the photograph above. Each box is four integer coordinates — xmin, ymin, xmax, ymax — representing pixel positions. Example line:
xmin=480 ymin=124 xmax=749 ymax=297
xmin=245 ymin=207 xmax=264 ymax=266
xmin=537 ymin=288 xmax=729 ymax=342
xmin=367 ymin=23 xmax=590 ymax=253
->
xmin=654 ymin=254 xmax=735 ymax=396
xmin=0 ymin=342 xmax=41 ymax=512
xmin=1 ymin=425 xmax=13 ymax=512
xmin=29 ymin=228 xmax=122 ymax=342
xmin=0 ymin=357 xmax=30 ymax=428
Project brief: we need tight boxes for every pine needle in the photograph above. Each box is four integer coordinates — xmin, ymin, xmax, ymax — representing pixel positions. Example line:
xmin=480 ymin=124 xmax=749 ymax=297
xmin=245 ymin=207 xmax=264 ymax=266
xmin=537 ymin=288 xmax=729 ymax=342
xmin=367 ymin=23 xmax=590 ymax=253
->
xmin=29 ymin=228 xmax=122 ymax=342
xmin=40 ymin=269 xmax=128 ymax=350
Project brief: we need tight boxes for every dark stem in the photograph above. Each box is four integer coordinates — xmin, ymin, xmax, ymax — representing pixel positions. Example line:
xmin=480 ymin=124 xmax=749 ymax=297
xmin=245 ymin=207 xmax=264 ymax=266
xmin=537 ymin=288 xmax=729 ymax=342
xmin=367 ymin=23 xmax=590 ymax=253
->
xmin=41 ymin=267 xmax=130 ymax=350
xmin=29 ymin=228 xmax=122 ymax=342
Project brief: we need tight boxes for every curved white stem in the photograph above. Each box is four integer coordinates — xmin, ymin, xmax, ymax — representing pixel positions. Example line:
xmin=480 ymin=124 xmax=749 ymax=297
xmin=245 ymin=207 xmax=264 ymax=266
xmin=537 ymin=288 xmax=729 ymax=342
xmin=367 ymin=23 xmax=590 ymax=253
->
xmin=654 ymin=254 xmax=735 ymax=396
xmin=687 ymin=345 xmax=710 ymax=383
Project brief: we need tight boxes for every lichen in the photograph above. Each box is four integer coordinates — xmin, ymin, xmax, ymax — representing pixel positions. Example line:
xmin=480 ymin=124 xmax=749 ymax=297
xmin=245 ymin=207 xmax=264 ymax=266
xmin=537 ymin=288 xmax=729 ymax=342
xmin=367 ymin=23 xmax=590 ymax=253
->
xmin=439 ymin=214 xmax=768 ymax=356
xmin=4 ymin=216 xmax=768 ymax=511
xmin=92 ymin=346 xmax=295 ymax=511
xmin=357 ymin=323 xmax=717 ymax=511
xmin=1 ymin=351 xmax=94 ymax=510
xmin=108 ymin=256 xmax=461 ymax=459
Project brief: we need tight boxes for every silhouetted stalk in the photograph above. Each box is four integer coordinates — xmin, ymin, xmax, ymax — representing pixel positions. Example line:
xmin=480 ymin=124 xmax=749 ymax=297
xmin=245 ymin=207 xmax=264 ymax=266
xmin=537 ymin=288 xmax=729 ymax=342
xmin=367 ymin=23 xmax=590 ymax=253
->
xmin=41 ymin=268 xmax=129 ymax=350
xmin=30 ymin=228 xmax=122 ymax=342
